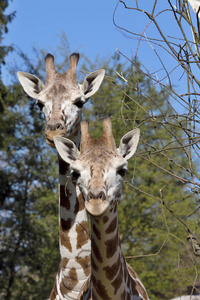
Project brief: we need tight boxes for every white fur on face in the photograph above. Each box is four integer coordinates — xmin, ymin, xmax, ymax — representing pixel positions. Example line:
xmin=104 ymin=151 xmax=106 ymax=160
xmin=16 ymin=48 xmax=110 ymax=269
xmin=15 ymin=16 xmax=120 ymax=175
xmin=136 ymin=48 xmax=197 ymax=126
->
xmin=71 ymin=163 xmax=91 ymax=200
xmin=42 ymin=100 xmax=52 ymax=121
xmin=104 ymin=157 xmax=128 ymax=201
xmin=62 ymin=101 xmax=82 ymax=136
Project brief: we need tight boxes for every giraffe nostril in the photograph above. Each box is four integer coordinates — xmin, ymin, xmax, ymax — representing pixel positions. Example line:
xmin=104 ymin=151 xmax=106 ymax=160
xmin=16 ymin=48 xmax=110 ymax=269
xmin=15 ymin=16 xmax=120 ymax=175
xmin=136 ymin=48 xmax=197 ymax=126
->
xmin=99 ymin=192 xmax=106 ymax=201
xmin=56 ymin=123 xmax=63 ymax=130
xmin=87 ymin=193 xmax=93 ymax=202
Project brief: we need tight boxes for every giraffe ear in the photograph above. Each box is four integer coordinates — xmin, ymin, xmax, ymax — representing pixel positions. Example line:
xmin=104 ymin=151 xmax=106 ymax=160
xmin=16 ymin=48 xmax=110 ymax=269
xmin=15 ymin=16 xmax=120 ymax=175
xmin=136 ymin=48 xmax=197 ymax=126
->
xmin=81 ymin=69 xmax=105 ymax=100
xmin=17 ymin=71 xmax=45 ymax=99
xmin=117 ymin=129 xmax=140 ymax=161
xmin=53 ymin=136 xmax=80 ymax=164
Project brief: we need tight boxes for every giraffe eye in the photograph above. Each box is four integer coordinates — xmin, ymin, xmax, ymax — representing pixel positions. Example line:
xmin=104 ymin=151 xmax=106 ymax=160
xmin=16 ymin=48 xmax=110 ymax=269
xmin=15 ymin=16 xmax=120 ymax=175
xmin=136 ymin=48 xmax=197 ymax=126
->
xmin=36 ymin=101 xmax=44 ymax=111
xmin=71 ymin=170 xmax=80 ymax=181
xmin=117 ymin=167 xmax=127 ymax=178
xmin=74 ymin=99 xmax=84 ymax=108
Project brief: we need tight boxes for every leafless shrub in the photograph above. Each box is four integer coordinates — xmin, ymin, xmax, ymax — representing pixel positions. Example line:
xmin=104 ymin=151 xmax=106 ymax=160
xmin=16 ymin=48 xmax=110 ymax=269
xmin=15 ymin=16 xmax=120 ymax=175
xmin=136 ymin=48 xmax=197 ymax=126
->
xmin=113 ymin=0 xmax=200 ymax=296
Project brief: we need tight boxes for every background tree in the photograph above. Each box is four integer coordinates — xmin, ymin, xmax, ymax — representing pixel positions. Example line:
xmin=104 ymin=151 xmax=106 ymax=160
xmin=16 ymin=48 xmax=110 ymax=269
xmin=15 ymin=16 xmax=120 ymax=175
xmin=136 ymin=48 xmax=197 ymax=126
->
xmin=0 ymin=61 xmax=60 ymax=299
xmin=0 ymin=2 xmax=60 ymax=297
xmin=111 ymin=1 xmax=200 ymax=298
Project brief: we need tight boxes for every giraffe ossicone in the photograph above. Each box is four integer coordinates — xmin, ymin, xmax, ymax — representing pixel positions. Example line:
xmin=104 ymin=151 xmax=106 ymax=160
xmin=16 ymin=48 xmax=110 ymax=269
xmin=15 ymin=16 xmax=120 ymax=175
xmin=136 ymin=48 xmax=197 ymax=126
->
xmin=54 ymin=117 xmax=149 ymax=300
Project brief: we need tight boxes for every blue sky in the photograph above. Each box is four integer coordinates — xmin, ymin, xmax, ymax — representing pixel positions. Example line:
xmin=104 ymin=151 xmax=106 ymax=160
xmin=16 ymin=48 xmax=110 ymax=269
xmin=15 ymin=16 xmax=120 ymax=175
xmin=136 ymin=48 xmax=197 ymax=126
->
xmin=2 ymin=0 xmax=135 ymax=83
xmin=2 ymin=0 xmax=198 ymax=97
xmin=4 ymin=0 xmax=118 ymax=59
xmin=2 ymin=1 xmax=166 ymax=83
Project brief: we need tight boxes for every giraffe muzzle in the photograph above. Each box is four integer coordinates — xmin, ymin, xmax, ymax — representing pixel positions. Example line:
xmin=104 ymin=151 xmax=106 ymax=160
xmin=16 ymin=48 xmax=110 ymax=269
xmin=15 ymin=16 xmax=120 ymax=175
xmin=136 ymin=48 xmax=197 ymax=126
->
xmin=45 ymin=122 xmax=66 ymax=148
xmin=85 ymin=192 xmax=109 ymax=216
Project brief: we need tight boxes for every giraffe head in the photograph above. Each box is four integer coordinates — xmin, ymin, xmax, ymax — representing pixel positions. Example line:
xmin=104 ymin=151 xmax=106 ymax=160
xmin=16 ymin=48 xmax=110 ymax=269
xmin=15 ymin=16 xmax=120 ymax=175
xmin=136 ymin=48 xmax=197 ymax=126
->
xmin=54 ymin=118 xmax=140 ymax=216
xmin=17 ymin=53 xmax=105 ymax=148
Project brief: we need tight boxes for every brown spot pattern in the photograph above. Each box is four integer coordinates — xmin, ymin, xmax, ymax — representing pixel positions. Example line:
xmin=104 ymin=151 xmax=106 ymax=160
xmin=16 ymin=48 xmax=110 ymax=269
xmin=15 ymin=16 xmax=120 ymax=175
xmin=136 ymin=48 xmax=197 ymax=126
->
xmin=94 ymin=218 xmax=99 ymax=224
xmin=76 ymin=255 xmax=91 ymax=276
xmin=113 ymin=203 xmax=117 ymax=214
xmin=60 ymin=267 xmax=78 ymax=294
xmin=92 ymin=276 xmax=111 ymax=300
xmin=105 ymin=216 xmax=117 ymax=235
xmin=91 ymin=236 xmax=103 ymax=263
xmin=60 ymin=281 xmax=69 ymax=295
xmin=60 ymin=218 xmax=72 ymax=232
xmin=111 ymin=264 xmax=123 ymax=294
xmin=59 ymin=159 xmax=70 ymax=175
xmin=102 ymin=215 xmax=109 ymax=224
xmin=60 ymin=185 xmax=71 ymax=210
xmin=91 ymin=257 xmax=98 ymax=272
xmin=92 ymin=223 xmax=101 ymax=240
xmin=120 ymin=290 xmax=126 ymax=299
xmin=76 ymin=220 xmax=90 ymax=249
xmin=105 ymin=234 xmax=119 ymax=259
xmin=103 ymin=254 xmax=121 ymax=280
xmin=62 ymin=268 xmax=78 ymax=294
xmin=52 ymin=82 xmax=67 ymax=97
xmin=74 ymin=192 xmax=85 ymax=213
xmin=60 ymin=221 xmax=72 ymax=252
xmin=61 ymin=258 xmax=69 ymax=270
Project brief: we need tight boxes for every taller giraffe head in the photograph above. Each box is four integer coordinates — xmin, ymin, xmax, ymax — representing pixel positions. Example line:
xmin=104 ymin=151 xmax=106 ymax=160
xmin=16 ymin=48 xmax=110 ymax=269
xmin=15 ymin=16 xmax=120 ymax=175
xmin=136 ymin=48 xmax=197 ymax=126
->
xmin=17 ymin=53 xmax=105 ymax=148
xmin=54 ymin=117 xmax=140 ymax=216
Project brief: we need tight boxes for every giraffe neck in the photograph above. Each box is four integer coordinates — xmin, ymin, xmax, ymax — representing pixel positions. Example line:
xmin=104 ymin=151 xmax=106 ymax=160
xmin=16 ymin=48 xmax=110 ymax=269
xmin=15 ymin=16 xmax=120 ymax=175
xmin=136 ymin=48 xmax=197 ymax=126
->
xmin=50 ymin=128 xmax=91 ymax=300
xmin=90 ymin=202 xmax=149 ymax=300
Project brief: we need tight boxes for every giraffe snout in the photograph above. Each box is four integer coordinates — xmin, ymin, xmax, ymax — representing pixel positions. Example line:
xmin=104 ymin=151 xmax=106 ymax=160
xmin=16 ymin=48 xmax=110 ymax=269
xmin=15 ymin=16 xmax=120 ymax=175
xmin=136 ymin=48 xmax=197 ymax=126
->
xmin=46 ymin=121 xmax=65 ymax=131
xmin=45 ymin=120 xmax=66 ymax=148
xmin=85 ymin=190 xmax=109 ymax=217
xmin=87 ymin=191 xmax=106 ymax=202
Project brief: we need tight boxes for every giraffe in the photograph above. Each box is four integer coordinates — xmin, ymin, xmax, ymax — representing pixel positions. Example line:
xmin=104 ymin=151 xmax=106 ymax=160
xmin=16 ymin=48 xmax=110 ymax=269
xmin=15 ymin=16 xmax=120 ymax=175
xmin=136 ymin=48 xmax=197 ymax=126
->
xmin=53 ymin=117 xmax=150 ymax=300
xmin=17 ymin=53 xmax=105 ymax=299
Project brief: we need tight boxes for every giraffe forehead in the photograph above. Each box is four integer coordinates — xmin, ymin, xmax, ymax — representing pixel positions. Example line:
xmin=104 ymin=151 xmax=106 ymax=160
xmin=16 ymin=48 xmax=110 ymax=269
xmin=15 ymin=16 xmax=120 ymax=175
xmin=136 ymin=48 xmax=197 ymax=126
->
xmin=39 ymin=81 xmax=82 ymax=101
xmin=77 ymin=147 xmax=125 ymax=171
xmin=82 ymin=148 xmax=113 ymax=164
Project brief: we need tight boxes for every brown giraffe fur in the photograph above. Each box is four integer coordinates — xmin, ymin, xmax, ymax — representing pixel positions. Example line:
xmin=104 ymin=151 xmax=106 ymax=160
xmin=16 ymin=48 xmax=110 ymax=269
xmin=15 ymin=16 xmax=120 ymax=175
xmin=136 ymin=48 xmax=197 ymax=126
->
xmin=17 ymin=54 xmax=105 ymax=299
xmin=54 ymin=118 xmax=149 ymax=300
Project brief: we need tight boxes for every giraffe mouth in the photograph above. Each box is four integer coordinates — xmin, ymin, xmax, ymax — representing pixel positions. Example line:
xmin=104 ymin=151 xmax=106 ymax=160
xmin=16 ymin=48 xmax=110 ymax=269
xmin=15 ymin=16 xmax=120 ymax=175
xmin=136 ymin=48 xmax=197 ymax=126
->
xmin=85 ymin=198 xmax=109 ymax=217
xmin=45 ymin=130 xmax=66 ymax=148
xmin=46 ymin=137 xmax=56 ymax=148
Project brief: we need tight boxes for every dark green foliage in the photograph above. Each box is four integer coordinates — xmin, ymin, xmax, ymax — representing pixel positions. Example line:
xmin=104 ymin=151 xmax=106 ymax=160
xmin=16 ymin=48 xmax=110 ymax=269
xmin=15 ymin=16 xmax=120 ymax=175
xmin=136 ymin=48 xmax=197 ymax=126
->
xmin=0 ymin=80 xmax=60 ymax=299
xmin=0 ymin=4 xmax=60 ymax=295
xmin=0 ymin=0 xmax=15 ymax=74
